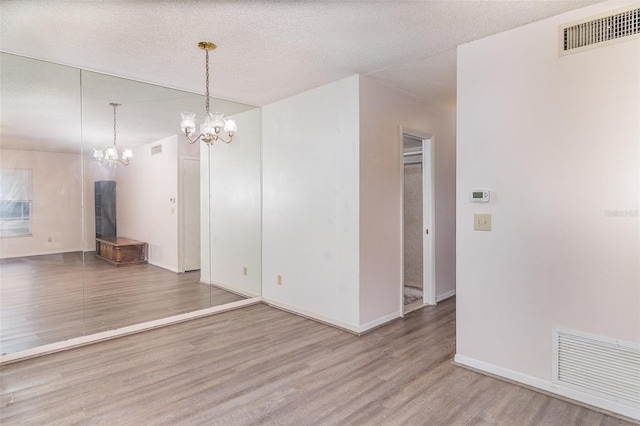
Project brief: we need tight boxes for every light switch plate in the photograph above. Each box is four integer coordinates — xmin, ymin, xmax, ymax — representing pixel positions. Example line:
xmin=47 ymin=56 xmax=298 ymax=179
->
xmin=474 ymin=214 xmax=492 ymax=231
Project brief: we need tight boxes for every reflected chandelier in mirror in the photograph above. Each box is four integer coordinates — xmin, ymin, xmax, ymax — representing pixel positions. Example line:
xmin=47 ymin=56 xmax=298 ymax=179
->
xmin=93 ymin=102 xmax=132 ymax=167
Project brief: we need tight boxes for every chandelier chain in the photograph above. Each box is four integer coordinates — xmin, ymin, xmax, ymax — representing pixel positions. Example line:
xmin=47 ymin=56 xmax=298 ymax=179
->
xmin=113 ymin=103 xmax=117 ymax=147
xmin=205 ymin=48 xmax=210 ymax=113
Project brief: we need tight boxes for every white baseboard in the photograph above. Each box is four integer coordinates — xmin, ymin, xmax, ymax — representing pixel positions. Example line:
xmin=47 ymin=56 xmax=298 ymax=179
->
xmin=262 ymin=297 xmax=400 ymax=335
xmin=262 ymin=297 xmax=360 ymax=333
xmin=0 ymin=248 xmax=84 ymax=260
xmin=210 ymin=280 xmax=261 ymax=299
xmin=0 ymin=298 xmax=262 ymax=366
xmin=436 ymin=289 xmax=456 ymax=303
xmin=148 ymin=260 xmax=180 ymax=273
xmin=454 ymin=354 xmax=640 ymax=421
xmin=360 ymin=311 xmax=402 ymax=333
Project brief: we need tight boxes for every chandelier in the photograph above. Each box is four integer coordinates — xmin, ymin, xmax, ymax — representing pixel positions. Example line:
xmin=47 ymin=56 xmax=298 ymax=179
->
xmin=94 ymin=102 xmax=132 ymax=167
xmin=180 ymin=42 xmax=237 ymax=145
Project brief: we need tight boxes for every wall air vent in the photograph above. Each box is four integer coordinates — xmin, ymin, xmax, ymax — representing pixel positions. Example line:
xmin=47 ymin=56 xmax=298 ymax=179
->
xmin=151 ymin=144 xmax=162 ymax=155
xmin=560 ymin=6 xmax=639 ymax=55
xmin=553 ymin=328 xmax=640 ymax=411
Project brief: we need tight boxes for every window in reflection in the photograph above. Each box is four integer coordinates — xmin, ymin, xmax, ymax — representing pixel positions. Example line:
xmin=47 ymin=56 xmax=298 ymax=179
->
xmin=0 ymin=169 xmax=33 ymax=237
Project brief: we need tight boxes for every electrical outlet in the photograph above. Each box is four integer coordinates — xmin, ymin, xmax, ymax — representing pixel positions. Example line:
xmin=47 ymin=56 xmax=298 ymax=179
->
xmin=474 ymin=214 xmax=492 ymax=231
xmin=277 ymin=275 xmax=282 ymax=285
xmin=243 ymin=266 xmax=248 ymax=276
xmin=47 ymin=236 xmax=52 ymax=242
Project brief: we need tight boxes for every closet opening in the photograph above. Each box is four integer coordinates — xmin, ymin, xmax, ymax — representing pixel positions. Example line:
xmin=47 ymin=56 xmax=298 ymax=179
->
xmin=400 ymin=130 xmax=435 ymax=315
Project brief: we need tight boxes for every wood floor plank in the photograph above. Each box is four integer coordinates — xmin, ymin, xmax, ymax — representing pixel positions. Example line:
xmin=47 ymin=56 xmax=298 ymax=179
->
xmin=0 ymin=252 xmax=245 ymax=354
xmin=0 ymin=299 xmax=634 ymax=425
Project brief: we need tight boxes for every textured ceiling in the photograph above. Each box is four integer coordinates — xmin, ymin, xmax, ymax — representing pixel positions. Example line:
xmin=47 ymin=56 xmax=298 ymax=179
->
xmin=0 ymin=53 xmax=254 ymax=153
xmin=0 ymin=0 xmax=604 ymax=110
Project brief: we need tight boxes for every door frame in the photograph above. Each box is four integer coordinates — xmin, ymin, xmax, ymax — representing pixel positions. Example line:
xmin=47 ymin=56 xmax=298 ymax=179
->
xmin=399 ymin=126 xmax=436 ymax=316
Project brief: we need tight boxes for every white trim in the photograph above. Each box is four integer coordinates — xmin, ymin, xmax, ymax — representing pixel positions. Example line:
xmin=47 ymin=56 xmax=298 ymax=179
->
xmin=360 ymin=311 xmax=402 ymax=333
xmin=263 ymin=297 xmax=360 ymax=333
xmin=148 ymin=260 xmax=180 ymax=273
xmin=422 ymin=136 xmax=436 ymax=305
xmin=178 ymin=156 xmax=185 ymax=273
xmin=263 ymin=297 xmax=400 ymax=334
xmin=209 ymin=279 xmax=261 ymax=299
xmin=0 ymin=297 xmax=262 ymax=366
xmin=454 ymin=354 xmax=640 ymax=421
xmin=398 ymin=126 xmax=436 ymax=314
xmin=436 ymin=289 xmax=456 ymax=303
xmin=398 ymin=126 xmax=405 ymax=317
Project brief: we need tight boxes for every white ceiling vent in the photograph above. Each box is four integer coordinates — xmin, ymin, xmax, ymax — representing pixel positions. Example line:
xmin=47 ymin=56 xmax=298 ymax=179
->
xmin=151 ymin=144 xmax=162 ymax=155
xmin=560 ymin=6 xmax=639 ymax=56
xmin=553 ymin=328 xmax=640 ymax=411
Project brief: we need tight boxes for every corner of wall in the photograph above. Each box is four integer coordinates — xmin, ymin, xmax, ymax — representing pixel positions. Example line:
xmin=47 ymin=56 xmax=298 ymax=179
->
xmin=358 ymin=74 xmax=457 ymax=326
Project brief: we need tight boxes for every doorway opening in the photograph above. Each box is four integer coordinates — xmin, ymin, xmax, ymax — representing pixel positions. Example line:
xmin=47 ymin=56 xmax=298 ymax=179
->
xmin=180 ymin=157 xmax=201 ymax=272
xmin=400 ymin=130 xmax=434 ymax=315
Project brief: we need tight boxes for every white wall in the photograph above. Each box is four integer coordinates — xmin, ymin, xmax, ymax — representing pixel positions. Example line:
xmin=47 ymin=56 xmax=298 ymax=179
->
xmin=262 ymin=75 xmax=361 ymax=329
xmin=0 ymin=149 xmax=83 ymax=258
xmin=456 ymin=1 xmax=639 ymax=418
xmin=359 ymin=76 xmax=457 ymax=325
xmin=201 ymin=108 xmax=262 ymax=297
xmin=116 ymin=135 xmax=179 ymax=271
xmin=262 ymin=75 xmax=457 ymax=331
xmin=200 ymin=141 xmax=210 ymax=283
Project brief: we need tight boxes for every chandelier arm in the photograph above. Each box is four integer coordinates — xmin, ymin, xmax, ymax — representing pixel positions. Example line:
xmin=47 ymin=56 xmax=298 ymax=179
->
xmin=217 ymin=135 xmax=233 ymax=144
xmin=184 ymin=132 xmax=205 ymax=145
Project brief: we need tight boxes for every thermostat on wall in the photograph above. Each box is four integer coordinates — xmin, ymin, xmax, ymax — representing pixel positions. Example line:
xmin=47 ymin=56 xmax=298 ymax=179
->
xmin=469 ymin=190 xmax=490 ymax=203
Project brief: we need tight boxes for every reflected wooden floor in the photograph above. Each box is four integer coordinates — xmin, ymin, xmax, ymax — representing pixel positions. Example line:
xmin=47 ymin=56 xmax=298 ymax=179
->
xmin=0 ymin=252 xmax=244 ymax=355
xmin=0 ymin=299 xmax=631 ymax=425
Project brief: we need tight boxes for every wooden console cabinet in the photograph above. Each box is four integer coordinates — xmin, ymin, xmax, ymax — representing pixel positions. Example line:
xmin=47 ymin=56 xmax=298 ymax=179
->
xmin=95 ymin=237 xmax=148 ymax=266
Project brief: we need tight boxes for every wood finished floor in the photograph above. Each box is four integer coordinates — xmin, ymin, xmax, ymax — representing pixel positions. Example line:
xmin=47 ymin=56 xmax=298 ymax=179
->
xmin=0 ymin=298 xmax=632 ymax=425
xmin=0 ymin=252 xmax=245 ymax=354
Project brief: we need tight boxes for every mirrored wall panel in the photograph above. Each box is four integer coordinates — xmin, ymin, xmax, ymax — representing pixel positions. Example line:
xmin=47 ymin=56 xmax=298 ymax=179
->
xmin=0 ymin=52 xmax=262 ymax=355
xmin=1 ymin=54 xmax=84 ymax=353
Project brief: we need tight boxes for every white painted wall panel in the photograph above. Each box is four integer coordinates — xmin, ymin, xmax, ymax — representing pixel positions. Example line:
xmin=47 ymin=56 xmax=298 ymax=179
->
xmin=262 ymin=75 xmax=360 ymax=328
xmin=456 ymin=0 xmax=639 ymax=391
xmin=206 ymin=109 xmax=262 ymax=297
xmin=200 ymin=141 xmax=210 ymax=284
